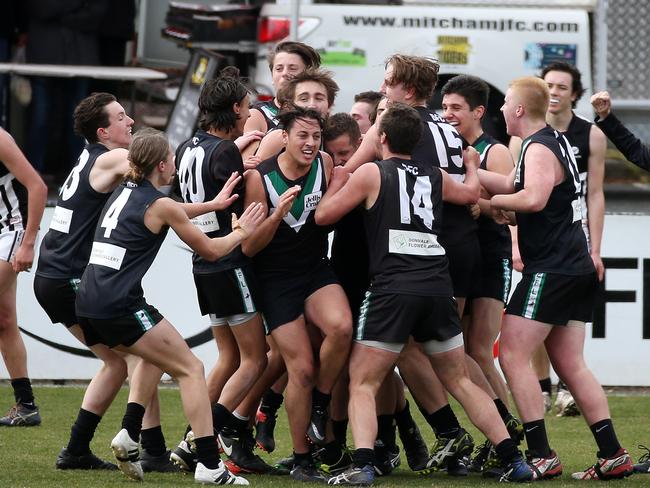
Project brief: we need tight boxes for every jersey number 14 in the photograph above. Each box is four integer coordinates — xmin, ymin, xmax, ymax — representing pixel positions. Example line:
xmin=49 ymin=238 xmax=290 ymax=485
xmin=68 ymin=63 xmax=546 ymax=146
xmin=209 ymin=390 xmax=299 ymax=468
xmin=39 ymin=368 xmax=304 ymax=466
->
xmin=397 ymin=168 xmax=434 ymax=230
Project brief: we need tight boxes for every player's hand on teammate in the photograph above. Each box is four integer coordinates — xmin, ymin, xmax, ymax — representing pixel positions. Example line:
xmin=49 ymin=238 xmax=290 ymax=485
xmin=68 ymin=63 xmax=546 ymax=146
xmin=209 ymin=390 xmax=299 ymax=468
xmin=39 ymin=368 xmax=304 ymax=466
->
xmin=272 ymin=185 xmax=301 ymax=221
xmin=468 ymin=203 xmax=481 ymax=219
xmin=492 ymin=208 xmax=516 ymax=226
xmin=232 ymin=202 xmax=265 ymax=238
xmin=243 ymin=155 xmax=262 ymax=172
xmin=211 ymin=172 xmax=241 ymax=210
xmin=12 ymin=243 xmax=35 ymax=273
xmin=462 ymin=146 xmax=480 ymax=170
xmin=591 ymin=91 xmax=612 ymax=119
xmin=234 ymin=130 xmax=265 ymax=152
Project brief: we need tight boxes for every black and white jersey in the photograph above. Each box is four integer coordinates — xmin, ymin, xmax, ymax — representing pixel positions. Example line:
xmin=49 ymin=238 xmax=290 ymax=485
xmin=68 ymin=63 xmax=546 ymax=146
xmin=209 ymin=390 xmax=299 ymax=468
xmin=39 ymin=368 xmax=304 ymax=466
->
xmin=252 ymin=100 xmax=280 ymax=132
xmin=76 ymin=180 xmax=167 ymax=319
xmin=254 ymin=152 xmax=329 ymax=275
xmin=0 ymin=161 xmax=27 ymax=233
xmin=473 ymin=133 xmax=512 ymax=259
xmin=36 ymin=144 xmax=111 ymax=279
xmin=365 ymin=157 xmax=453 ymax=296
xmin=515 ymin=126 xmax=594 ymax=275
xmin=562 ymin=113 xmax=592 ymax=238
xmin=411 ymin=106 xmax=476 ymax=247
xmin=175 ymin=130 xmax=247 ymax=273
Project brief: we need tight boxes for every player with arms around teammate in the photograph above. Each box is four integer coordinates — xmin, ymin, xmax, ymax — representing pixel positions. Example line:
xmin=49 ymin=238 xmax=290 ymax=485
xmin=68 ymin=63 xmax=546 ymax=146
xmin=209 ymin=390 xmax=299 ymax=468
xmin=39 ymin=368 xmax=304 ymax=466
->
xmin=0 ymin=128 xmax=47 ymax=427
xmin=316 ymin=103 xmax=532 ymax=486
xmin=243 ymin=107 xmax=352 ymax=482
xmin=482 ymin=77 xmax=633 ymax=481
xmin=171 ymin=70 xmax=275 ymax=475
xmin=75 ymin=129 xmax=265 ymax=485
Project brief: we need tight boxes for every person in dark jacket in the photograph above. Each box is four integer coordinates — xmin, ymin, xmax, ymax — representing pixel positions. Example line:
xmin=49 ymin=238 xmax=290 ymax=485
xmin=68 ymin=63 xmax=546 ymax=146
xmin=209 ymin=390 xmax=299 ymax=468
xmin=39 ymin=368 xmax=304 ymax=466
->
xmin=25 ymin=0 xmax=109 ymax=176
xmin=591 ymin=91 xmax=650 ymax=171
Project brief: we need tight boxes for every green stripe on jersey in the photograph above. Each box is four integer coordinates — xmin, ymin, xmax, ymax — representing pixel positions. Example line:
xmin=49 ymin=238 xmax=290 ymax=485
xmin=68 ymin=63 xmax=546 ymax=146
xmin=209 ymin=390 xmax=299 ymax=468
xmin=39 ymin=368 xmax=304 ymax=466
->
xmin=266 ymin=159 xmax=320 ymax=220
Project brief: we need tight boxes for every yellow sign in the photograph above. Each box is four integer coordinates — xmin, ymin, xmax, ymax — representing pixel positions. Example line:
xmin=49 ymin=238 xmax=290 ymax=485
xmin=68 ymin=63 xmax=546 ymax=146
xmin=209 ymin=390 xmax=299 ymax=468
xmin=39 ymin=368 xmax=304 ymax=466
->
xmin=191 ymin=56 xmax=209 ymax=86
xmin=437 ymin=36 xmax=471 ymax=65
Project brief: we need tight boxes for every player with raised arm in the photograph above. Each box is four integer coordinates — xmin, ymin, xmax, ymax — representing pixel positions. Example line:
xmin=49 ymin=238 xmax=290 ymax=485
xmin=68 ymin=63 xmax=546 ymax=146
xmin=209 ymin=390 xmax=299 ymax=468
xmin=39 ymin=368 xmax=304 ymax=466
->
xmin=75 ymin=128 xmax=264 ymax=484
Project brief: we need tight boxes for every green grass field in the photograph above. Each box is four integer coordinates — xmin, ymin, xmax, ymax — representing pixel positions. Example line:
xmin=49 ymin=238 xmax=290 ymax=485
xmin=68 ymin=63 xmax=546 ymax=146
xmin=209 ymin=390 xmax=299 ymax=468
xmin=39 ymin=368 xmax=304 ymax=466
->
xmin=0 ymin=385 xmax=648 ymax=487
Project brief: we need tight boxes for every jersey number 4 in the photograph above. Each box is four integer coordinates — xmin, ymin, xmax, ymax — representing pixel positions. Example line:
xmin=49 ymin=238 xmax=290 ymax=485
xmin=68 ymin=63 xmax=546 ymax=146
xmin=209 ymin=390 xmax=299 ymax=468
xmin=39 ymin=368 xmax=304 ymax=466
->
xmin=397 ymin=168 xmax=434 ymax=230
xmin=100 ymin=188 xmax=132 ymax=238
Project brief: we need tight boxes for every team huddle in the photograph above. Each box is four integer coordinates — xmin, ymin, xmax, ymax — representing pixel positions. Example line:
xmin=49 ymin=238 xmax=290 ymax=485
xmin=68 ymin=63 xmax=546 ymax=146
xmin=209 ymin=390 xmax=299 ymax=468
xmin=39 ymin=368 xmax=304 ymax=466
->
xmin=1 ymin=41 xmax=648 ymax=486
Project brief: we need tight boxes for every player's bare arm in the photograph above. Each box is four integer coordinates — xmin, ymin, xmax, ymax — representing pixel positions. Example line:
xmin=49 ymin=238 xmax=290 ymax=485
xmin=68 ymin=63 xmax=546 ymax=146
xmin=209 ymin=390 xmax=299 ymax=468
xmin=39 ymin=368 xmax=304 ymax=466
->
xmin=491 ymin=143 xmax=559 ymax=213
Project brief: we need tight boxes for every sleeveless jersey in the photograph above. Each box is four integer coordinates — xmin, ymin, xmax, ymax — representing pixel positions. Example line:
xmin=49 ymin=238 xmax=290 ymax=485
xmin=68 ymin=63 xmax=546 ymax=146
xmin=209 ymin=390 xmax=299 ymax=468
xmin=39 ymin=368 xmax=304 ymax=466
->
xmin=175 ymin=130 xmax=247 ymax=273
xmin=36 ymin=144 xmax=111 ymax=279
xmin=254 ymin=152 xmax=329 ymax=275
xmin=411 ymin=106 xmax=476 ymax=246
xmin=365 ymin=157 xmax=453 ymax=296
xmin=473 ymin=133 xmax=512 ymax=259
xmin=252 ymin=100 xmax=280 ymax=132
xmin=515 ymin=126 xmax=594 ymax=275
xmin=0 ymin=161 xmax=27 ymax=233
xmin=76 ymin=180 xmax=167 ymax=318
xmin=562 ymin=113 xmax=592 ymax=239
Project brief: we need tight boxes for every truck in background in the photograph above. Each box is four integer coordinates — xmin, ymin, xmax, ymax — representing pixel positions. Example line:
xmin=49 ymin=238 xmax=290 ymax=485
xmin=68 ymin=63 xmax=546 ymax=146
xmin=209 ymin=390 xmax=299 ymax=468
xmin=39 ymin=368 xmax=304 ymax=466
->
xmin=252 ymin=0 xmax=649 ymax=144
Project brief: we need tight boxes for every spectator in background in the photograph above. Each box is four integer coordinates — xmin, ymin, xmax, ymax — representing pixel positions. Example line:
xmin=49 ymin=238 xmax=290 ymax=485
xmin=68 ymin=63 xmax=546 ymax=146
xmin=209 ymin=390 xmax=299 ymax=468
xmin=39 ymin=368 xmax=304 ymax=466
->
xmin=0 ymin=1 xmax=27 ymax=129
xmin=91 ymin=0 xmax=136 ymax=95
xmin=25 ymin=0 xmax=109 ymax=179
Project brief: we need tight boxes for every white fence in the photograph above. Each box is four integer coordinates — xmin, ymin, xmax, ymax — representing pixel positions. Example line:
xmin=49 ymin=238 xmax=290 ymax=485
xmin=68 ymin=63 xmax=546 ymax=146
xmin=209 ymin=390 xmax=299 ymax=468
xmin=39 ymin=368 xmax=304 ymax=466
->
xmin=3 ymin=209 xmax=650 ymax=385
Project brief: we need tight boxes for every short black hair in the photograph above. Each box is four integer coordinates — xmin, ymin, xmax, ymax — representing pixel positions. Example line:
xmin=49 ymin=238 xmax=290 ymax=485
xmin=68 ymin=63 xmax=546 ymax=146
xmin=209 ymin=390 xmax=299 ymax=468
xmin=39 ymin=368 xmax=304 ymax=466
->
xmin=277 ymin=105 xmax=324 ymax=133
xmin=198 ymin=67 xmax=249 ymax=132
xmin=378 ymin=102 xmax=422 ymax=155
xmin=540 ymin=62 xmax=584 ymax=107
xmin=441 ymin=75 xmax=490 ymax=111
xmin=73 ymin=92 xmax=117 ymax=143
xmin=354 ymin=90 xmax=383 ymax=105
xmin=323 ymin=112 xmax=360 ymax=143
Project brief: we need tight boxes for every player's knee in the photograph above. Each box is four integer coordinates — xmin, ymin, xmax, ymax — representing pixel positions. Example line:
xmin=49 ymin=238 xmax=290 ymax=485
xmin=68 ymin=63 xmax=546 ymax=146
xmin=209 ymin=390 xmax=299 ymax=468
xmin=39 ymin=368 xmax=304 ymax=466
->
xmin=289 ymin=360 xmax=315 ymax=389
xmin=104 ymin=355 xmax=128 ymax=381
xmin=326 ymin=315 xmax=353 ymax=343
xmin=498 ymin=347 xmax=517 ymax=377
xmin=468 ymin=346 xmax=492 ymax=368
xmin=0 ymin=307 xmax=15 ymax=333
xmin=241 ymin=351 xmax=267 ymax=377
xmin=182 ymin=356 xmax=205 ymax=380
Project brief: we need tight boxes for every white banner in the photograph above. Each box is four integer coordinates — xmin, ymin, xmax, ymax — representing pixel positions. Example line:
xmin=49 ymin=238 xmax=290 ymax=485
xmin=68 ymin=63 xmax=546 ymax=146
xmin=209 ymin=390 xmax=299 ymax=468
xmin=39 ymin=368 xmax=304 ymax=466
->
xmin=3 ymin=210 xmax=650 ymax=385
